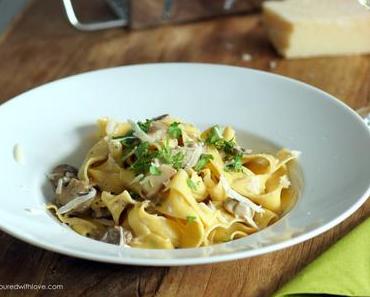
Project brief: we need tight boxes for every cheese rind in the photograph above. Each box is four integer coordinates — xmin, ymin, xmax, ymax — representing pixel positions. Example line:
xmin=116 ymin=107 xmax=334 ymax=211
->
xmin=263 ymin=0 xmax=370 ymax=58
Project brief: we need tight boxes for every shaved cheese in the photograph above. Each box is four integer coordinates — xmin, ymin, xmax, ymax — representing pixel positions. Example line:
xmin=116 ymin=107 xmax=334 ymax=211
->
xmin=119 ymin=226 xmax=126 ymax=247
xmin=128 ymin=120 xmax=154 ymax=143
xmin=214 ymin=126 xmax=223 ymax=138
xmin=207 ymin=201 xmax=216 ymax=211
xmin=218 ymin=214 xmax=229 ymax=224
xmin=224 ymin=198 xmax=258 ymax=229
xmin=243 ymin=208 xmax=258 ymax=229
xmin=220 ymin=175 xmax=264 ymax=213
xmin=118 ymin=226 xmax=133 ymax=247
xmin=291 ymin=150 xmax=302 ymax=158
xmin=183 ymin=143 xmax=204 ymax=169
xmin=130 ymin=174 xmax=145 ymax=185
xmin=279 ymin=175 xmax=291 ymax=188
xmin=55 ymin=178 xmax=64 ymax=195
xmin=162 ymin=179 xmax=171 ymax=192
xmin=57 ymin=188 xmax=97 ymax=215
xmin=141 ymin=164 xmax=177 ymax=197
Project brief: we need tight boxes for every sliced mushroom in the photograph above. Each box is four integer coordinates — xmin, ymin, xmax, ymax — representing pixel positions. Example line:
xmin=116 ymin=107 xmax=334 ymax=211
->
xmin=48 ymin=164 xmax=78 ymax=189
xmin=54 ymin=177 xmax=90 ymax=205
xmin=151 ymin=114 xmax=169 ymax=121
xmin=224 ymin=198 xmax=258 ymax=229
xmin=100 ymin=226 xmax=133 ymax=246
xmin=140 ymin=164 xmax=177 ymax=198
xmin=147 ymin=121 xmax=168 ymax=142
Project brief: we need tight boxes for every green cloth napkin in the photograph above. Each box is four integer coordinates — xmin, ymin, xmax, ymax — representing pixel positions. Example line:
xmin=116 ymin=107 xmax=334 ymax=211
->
xmin=273 ymin=218 xmax=370 ymax=297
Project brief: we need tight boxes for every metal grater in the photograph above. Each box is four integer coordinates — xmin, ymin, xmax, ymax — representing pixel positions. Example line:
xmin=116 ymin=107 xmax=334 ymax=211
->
xmin=62 ymin=0 xmax=263 ymax=31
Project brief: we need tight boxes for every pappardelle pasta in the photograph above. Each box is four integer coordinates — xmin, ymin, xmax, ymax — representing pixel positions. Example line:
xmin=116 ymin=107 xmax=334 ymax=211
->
xmin=47 ymin=115 xmax=300 ymax=249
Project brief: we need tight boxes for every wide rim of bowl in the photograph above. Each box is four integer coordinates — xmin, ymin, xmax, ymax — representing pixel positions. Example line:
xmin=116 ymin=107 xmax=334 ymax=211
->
xmin=0 ymin=63 xmax=369 ymax=266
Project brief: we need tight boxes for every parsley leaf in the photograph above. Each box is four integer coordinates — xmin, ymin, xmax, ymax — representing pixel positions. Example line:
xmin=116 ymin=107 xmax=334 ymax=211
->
xmin=186 ymin=178 xmax=198 ymax=191
xmin=158 ymin=140 xmax=184 ymax=169
xmin=194 ymin=154 xmax=214 ymax=171
xmin=128 ymin=191 xmax=141 ymax=200
xmin=137 ymin=119 xmax=153 ymax=133
xmin=186 ymin=215 xmax=197 ymax=223
xmin=205 ymin=125 xmax=223 ymax=145
xmin=130 ymin=142 xmax=158 ymax=174
xmin=114 ymin=131 xmax=140 ymax=162
xmin=168 ymin=122 xmax=182 ymax=139
xmin=205 ymin=126 xmax=237 ymax=154
xmin=149 ymin=164 xmax=161 ymax=176
xmin=225 ymin=152 xmax=244 ymax=172
xmin=222 ymin=138 xmax=236 ymax=154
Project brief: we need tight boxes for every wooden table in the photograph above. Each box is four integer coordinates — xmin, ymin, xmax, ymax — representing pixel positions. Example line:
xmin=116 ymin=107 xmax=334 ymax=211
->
xmin=0 ymin=1 xmax=369 ymax=296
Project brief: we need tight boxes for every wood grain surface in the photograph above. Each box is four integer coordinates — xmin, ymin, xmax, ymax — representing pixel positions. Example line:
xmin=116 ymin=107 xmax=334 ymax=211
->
xmin=0 ymin=1 xmax=369 ymax=296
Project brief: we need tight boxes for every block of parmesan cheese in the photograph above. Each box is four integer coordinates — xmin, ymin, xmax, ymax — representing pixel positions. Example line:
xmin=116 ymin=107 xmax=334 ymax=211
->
xmin=263 ymin=0 xmax=370 ymax=58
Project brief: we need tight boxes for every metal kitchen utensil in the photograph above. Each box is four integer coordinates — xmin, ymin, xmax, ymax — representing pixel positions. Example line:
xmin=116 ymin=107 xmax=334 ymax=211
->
xmin=62 ymin=0 xmax=263 ymax=31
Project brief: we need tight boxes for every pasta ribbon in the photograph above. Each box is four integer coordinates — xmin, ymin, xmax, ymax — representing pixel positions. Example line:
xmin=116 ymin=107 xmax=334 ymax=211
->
xmin=48 ymin=117 xmax=301 ymax=249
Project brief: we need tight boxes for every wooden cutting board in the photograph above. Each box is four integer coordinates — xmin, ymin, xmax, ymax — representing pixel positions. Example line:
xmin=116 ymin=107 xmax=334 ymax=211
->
xmin=0 ymin=1 xmax=369 ymax=296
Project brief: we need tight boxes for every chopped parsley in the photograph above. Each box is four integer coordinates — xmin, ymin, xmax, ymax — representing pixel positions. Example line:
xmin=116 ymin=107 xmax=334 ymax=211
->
xmin=225 ymin=152 xmax=244 ymax=172
xmin=114 ymin=131 xmax=140 ymax=162
xmin=194 ymin=154 xmax=214 ymax=171
xmin=168 ymin=122 xmax=182 ymax=139
xmin=222 ymin=138 xmax=236 ymax=154
xmin=128 ymin=191 xmax=141 ymax=200
xmin=186 ymin=178 xmax=198 ymax=191
xmin=130 ymin=142 xmax=157 ymax=174
xmin=137 ymin=119 xmax=153 ymax=133
xmin=113 ymin=131 xmax=136 ymax=144
xmin=124 ymin=136 xmax=187 ymax=174
xmin=118 ymin=119 xmax=246 ymax=177
xmin=149 ymin=164 xmax=161 ymax=176
xmin=186 ymin=215 xmax=197 ymax=223
xmin=205 ymin=126 xmax=237 ymax=153
xmin=171 ymin=152 xmax=185 ymax=169
xmin=158 ymin=140 xmax=184 ymax=169
xmin=205 ymin=126 xmax=223 ymax=146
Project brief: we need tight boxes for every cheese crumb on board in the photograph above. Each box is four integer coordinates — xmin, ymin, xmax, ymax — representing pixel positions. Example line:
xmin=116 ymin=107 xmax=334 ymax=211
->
xmin=241 ymin=53 xmax=253 ymax=61
xmin=269 ymin=60 xmax=277 ymax=69
xmin=263 ymin=0 xmax=370 ymax=58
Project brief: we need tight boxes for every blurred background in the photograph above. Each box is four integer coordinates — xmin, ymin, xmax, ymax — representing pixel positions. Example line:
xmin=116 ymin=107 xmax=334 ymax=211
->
xmin=0 ymin=0 xmax=29 ymax=33
xmin=0 ymin=0 xmax=368 ymax=108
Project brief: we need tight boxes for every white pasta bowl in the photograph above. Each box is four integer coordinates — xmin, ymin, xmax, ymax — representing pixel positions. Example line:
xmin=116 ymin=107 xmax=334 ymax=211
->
xmin=0 ymin=63 xmax=369 ymax=266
